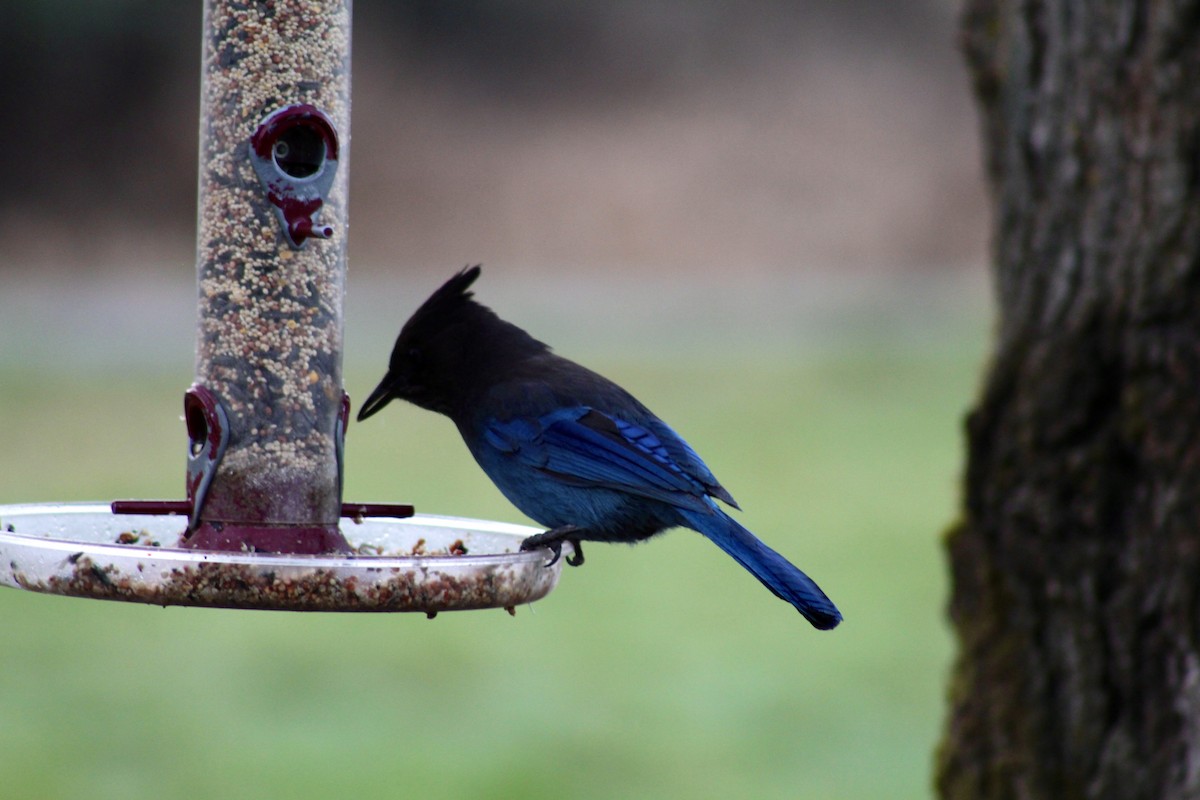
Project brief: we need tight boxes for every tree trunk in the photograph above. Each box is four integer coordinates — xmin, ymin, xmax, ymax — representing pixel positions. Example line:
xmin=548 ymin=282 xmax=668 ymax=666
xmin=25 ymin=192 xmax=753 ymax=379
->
xmin=939 ymin=2 xmax=1200 ymax=799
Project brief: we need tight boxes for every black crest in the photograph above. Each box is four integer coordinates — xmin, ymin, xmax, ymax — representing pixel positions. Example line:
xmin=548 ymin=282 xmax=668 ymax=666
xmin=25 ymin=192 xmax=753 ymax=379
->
xmin=406 ymin=264 xmax=482 ymax=328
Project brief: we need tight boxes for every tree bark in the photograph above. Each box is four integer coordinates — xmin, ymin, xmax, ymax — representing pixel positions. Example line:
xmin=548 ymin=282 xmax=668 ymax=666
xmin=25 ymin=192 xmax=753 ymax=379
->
xmin=939 ymin=2 xmax=1200 ymax=799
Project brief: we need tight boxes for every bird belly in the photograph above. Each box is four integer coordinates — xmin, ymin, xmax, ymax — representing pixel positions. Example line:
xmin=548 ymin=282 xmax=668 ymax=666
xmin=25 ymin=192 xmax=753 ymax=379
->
xmin=469 ymin=443 xmax=667 ymax=539
xmin=491 ymin=466 xmax=627 ymax=530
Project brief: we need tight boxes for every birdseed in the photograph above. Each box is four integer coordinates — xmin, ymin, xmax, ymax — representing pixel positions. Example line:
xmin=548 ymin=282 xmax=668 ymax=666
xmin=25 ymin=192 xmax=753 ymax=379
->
xmin=194 ymin=0 xmax=351 ymax=525
xmin=10 ymin=553 xmax=549 ymax=615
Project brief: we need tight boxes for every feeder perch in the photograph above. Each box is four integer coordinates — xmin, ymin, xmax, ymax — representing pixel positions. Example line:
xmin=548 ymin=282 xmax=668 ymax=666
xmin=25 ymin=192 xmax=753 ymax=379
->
xmin=0 ymin=0 xmax=569 ymax=614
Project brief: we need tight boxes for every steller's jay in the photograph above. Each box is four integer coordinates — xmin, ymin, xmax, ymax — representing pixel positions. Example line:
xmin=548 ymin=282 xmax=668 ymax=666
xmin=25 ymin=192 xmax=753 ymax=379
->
xmin=357 ymin=266 xmax=842 ymax=629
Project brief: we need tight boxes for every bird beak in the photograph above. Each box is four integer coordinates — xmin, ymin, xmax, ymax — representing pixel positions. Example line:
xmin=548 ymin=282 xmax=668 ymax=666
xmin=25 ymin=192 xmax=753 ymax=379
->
xmin=357 ymin=373 xmax=400 ymax=421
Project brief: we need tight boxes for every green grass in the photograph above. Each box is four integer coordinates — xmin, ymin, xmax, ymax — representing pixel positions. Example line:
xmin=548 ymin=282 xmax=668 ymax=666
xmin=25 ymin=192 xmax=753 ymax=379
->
xmin=0 ymin=330 xmax=982 ymax=799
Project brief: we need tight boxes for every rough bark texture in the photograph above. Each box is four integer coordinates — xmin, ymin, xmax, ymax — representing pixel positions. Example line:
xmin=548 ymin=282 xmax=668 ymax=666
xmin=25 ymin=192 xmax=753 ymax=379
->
xmin=940 ymin=2 xmax=1200 ymax=799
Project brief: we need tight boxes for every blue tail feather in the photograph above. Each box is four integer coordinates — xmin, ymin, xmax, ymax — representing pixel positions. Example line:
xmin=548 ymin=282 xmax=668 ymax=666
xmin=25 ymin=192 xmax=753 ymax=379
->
xmin=680 ymin=508 xmax=842 ymax=630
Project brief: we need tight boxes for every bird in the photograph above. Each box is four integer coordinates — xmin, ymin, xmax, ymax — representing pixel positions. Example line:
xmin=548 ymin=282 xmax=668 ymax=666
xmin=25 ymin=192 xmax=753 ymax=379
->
xmin=356 ymin=266 xmax=842 ymax=629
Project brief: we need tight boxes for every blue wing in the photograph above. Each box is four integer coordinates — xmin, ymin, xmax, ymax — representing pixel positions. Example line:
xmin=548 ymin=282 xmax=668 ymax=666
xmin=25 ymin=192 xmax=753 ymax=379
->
xmin=482 ymin=406 xmax=736 ymax=513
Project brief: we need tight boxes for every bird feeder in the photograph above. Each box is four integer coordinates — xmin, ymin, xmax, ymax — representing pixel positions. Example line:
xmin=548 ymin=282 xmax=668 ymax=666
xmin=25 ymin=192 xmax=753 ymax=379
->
xmin=0 ymin=0 xmax=567 ymax=614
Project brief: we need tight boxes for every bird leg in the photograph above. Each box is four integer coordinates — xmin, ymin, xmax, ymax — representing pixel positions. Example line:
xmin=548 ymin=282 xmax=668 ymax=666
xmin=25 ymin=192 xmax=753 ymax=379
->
xmin=521 ymin=525 xmax=585 ymax=568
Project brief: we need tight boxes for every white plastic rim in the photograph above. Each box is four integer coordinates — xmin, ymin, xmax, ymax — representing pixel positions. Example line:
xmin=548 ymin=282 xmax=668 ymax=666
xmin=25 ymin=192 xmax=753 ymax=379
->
xmin=0 ymin=503 xmax=566 ymax=614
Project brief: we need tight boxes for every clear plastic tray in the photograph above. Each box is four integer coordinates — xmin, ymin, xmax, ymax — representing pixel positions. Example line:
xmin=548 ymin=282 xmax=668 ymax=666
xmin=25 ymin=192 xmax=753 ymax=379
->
xmin=0 ymin=503 xmax=566 ymax=614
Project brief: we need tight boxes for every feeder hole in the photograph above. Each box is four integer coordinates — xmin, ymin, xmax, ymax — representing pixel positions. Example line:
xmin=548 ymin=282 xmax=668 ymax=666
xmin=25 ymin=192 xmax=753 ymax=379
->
xmin=272 ymin=124 xmax=325 ymax=179
xmin=185 ymin=401 xmax=208 ymax=457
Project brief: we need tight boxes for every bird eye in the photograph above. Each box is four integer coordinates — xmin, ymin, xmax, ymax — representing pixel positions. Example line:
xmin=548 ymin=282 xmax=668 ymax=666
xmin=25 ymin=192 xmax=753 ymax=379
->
xmin=406 ymin=347 xmax=422 ymax=364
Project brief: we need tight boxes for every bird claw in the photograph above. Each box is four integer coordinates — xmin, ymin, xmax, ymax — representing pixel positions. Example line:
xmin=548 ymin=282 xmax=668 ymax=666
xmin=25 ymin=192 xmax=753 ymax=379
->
xmin=521 ymin=526 xmax=585 ymax=568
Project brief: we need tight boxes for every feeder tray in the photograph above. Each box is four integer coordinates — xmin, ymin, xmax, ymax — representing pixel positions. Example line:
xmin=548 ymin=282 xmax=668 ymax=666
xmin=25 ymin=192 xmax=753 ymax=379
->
xmin=0 ymin=503 xmax=567 ymax=614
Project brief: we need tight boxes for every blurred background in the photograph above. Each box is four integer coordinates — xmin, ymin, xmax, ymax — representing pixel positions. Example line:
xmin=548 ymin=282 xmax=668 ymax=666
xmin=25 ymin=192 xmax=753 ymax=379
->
xmin=1 ymin=1 xmax=988 ymax=798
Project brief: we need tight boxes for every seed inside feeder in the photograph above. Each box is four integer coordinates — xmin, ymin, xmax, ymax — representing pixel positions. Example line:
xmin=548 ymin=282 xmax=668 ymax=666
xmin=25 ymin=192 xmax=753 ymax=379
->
xmin=189 ymin=0 xmax=352 ymax=551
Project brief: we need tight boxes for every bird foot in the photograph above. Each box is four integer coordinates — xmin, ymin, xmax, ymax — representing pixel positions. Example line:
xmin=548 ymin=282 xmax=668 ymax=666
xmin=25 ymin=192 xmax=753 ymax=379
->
xmin=521 ymin=526 xmax=585 ymax=568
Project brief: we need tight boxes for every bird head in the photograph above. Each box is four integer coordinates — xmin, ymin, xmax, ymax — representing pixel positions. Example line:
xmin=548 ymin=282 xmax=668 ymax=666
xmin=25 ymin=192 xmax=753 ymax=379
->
xmin=356 ymin=265 xmax=547 ymax=421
